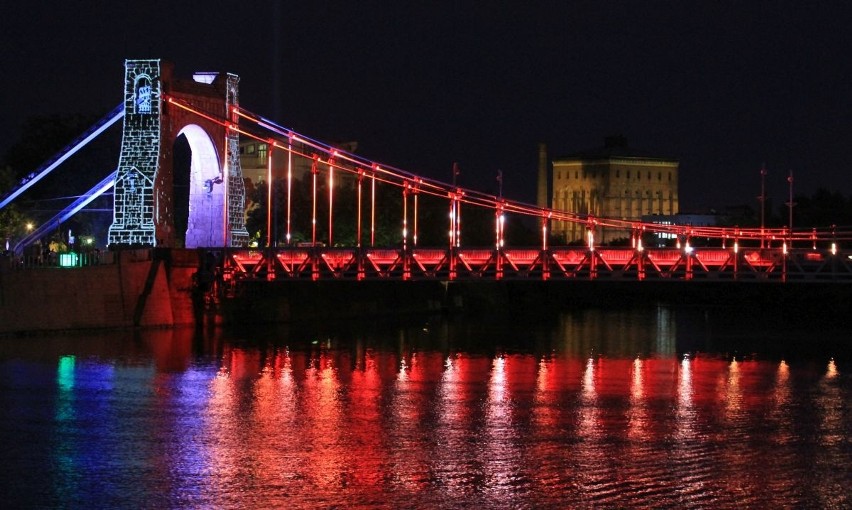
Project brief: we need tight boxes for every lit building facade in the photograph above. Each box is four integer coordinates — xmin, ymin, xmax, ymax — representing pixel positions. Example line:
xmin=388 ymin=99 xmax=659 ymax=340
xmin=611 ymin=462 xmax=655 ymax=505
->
xmin=550 ymin=136 xmax=679 ymax=243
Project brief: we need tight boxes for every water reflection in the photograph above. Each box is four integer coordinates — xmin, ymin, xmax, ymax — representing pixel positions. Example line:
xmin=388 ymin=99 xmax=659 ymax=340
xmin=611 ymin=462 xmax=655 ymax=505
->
xmin=54 ymin=355 xmax=77 ymax=503
xmin=0 ymin=307 xmax=849 ymax=508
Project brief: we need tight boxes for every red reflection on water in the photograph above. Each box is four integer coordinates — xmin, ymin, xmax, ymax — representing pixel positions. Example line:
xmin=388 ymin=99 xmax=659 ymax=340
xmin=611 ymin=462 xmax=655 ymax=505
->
xmin=348 ymin=350 xmax=387 ymax=490
xmin=818 ymin=358 xmax=843 ymax=448
xmin=482 ymin=355 xmax=537 ymax=499
xmin=160 ymin=343 xmax=849 ymax=508
xmin=533 ymin=356 xmax=584 ymax=431
xmin=627 ymin=357 xmax=648 ymax=442
xmin=303 ymin=349 xmax=348 ymax=490
xmin=390 ymin=350 xmax=442 ymax=491
xmin=434 ymin=354 xmax=491 ymax=498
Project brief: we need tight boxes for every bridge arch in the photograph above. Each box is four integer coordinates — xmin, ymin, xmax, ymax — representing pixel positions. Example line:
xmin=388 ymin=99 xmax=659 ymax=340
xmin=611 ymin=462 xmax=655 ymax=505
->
xmin=108 ymin=59 xmax=248 ymax=248
xmin=176 ymin=124 xmax=226 ymax=248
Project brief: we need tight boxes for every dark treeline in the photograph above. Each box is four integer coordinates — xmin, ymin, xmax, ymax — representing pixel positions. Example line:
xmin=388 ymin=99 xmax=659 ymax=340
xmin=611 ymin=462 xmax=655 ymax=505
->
xmin=723 ymin=189 xmax=852 ymax=231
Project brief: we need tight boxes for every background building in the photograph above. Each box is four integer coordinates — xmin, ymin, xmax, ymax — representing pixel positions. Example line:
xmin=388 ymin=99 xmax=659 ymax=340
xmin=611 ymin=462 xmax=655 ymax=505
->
xmin=546 ymin=136 xmax=679 ymax=243
xmin=239 ymin=140 xmax=358 ymax=185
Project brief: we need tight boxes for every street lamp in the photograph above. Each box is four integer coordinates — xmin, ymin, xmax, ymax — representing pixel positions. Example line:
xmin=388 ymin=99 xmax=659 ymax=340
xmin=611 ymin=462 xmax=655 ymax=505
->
xmin=758 ymin=165 xmax=766 ymax=249
xmin=786 ymin=170 xmax=795 ymax=249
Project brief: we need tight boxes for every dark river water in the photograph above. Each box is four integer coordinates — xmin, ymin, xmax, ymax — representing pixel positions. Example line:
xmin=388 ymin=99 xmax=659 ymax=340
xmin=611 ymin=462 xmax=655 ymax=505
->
xmin=0 ymin=305 xmax=849 ymax=509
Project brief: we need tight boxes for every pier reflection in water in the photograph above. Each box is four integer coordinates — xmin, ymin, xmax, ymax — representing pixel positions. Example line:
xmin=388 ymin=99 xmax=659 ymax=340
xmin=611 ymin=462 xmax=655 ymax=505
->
xmin=0 ymin=306 xmax=849 ymax=508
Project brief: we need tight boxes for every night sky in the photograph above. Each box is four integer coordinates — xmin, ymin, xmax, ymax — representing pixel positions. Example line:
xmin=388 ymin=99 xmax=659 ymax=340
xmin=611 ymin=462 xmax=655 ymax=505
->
xmin=2 ymin=1 xmax=851 ymax=213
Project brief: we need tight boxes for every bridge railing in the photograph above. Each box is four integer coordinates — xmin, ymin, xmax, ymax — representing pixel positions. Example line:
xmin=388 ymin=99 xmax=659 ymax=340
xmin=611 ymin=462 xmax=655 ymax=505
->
xmin=0 ymin=249 xmax=118 ymax=271
xmin=210 ymin=246 xmax=852 ymax=291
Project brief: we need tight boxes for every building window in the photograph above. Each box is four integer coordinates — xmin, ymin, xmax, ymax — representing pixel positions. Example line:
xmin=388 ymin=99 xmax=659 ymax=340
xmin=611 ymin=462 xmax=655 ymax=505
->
xmin=246 ymin=144 xmax=256 ymax=155
xmin=668 ymin=172 xmax=672 ymax=182
xmin=258 ymin=143 xmax=268 ymax=162
xmin=626 ymin=170 xmax=630 ymax=179
xmin=616 ymin=169 xmax=620 ymax=178
xmin=658 ymin=172 xmax=661 ymax=181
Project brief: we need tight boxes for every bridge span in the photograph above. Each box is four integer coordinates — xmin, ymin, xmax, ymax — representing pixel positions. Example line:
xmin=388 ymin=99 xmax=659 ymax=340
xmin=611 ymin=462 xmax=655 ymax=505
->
xmin=212 ymin=245 xmax=852 ymax=291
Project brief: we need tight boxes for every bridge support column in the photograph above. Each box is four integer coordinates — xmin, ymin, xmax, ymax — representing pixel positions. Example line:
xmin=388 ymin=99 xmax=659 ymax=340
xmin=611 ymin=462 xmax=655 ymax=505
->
xmin=403 ymin=248 xmax=411 ymax=281
xmin=589 ymin=250 xmax=597 ymax=279
xmin=266 ymin=248 xmax=276 ymax=281
xmin=311 ymin=247 xmax=319 ymax=281
xmin=733 ymin=240 xmax=739 ymax=280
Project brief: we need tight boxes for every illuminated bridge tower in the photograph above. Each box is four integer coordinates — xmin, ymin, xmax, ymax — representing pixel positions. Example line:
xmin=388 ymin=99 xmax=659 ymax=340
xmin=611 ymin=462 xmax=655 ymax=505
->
xmin=108 ymin=59 xmax=249 ymax=248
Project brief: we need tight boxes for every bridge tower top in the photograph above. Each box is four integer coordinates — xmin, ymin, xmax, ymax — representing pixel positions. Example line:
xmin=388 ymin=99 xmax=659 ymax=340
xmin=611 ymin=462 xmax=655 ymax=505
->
xmin=107 ymin=59 xmax=248 ymax=248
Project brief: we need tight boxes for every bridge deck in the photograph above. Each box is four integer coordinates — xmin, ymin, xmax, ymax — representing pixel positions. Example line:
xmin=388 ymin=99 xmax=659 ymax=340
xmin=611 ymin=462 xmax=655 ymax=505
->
xmin=208 ymin=246 xmax=852 ymax=290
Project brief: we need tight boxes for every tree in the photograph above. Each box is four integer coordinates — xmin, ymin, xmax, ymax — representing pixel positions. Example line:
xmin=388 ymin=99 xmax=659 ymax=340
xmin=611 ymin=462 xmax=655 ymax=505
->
xmin=0 ymin=165 xmax=30 ymax=251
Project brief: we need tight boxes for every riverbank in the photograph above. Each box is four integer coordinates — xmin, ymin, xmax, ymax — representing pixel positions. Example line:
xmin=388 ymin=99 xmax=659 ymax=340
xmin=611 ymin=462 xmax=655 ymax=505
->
xmin=0 ymin=249 xmax=199 ymax=336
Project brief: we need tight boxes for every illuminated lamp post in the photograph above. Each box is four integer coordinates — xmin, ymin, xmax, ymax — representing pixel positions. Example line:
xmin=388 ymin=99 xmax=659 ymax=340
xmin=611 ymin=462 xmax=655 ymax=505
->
xmin=328 ymin=155 xmax=335 ymax=247
xmin=733 ymin=229 xmax=739 ymax=279
xmin=831 ymin=225 xmax=837 ymax=256
xmin=786 ymin=170 xmax=795 ymax=250
xmin=286 ymin=133 xmax=293 ymax=245
xmin=370 ymin=165 xmax=378 ymax=247
xmin=586 ymin=219 xmax=596 ymax=280
xmin=356 ymin=170 xmax=363 ymax=248
xmin=456 ymin=192 xmax=462 ymax=248
xmin=759 ymin=164 xmax=767 ymax=249
xmin=356 ymin=169 xmax=364 ymax=280
xmin=266 ymin=139 xmax=274 ymax=248
xmin=412 ymin=180 xmax=419 ymax=247
xmin=451 ymin=162 xmax=461 ymax=248
xmin=310 ymin=154 xmax=319 ymax=246
xmin=495 ymin=170 xmax=504 ymax=251
xmin=402 ymin=183 xmax=410 ymax=280
xmin=541 ymin=212 xmax=551 ymax=280
xmin=402 ymin=184 xmax=409 ymax=250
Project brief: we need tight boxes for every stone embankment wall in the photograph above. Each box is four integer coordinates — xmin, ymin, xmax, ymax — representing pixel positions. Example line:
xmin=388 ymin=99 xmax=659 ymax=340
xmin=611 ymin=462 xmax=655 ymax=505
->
xmin=0 ymin=249 xmax=199 ymax=336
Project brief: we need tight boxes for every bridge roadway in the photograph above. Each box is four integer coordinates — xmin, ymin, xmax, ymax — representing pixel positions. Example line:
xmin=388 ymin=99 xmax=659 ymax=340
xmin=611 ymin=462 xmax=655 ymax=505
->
xmin=215 ymin=245 xmax=852 ymax=288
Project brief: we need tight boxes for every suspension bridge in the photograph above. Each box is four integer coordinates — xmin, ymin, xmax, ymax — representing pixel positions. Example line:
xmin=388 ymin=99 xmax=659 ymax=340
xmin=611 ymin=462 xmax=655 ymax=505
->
xmin=3 ymin=59 xmax=852 ymax=291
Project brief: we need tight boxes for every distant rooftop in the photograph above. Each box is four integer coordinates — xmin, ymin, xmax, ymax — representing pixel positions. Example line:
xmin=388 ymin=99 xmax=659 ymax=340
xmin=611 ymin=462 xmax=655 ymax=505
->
xmin=558 ymin=136 xmax=677 ymax=162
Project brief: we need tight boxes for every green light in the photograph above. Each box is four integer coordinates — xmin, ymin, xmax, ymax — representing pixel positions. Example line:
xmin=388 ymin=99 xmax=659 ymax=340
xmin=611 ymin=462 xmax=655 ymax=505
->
xmin=59 ymin=252 xmax=79 ymax=267
xmin=57 ymin=355 xmax=75 ymax=390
